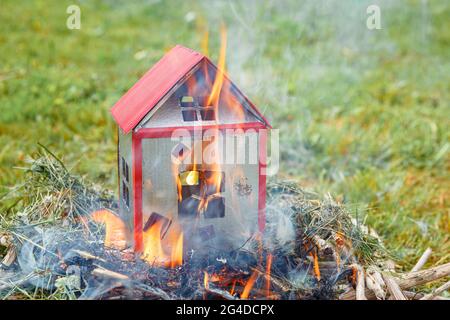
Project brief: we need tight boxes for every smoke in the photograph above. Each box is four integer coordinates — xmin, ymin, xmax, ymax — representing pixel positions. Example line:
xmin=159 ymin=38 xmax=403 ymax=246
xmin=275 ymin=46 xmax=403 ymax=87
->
xmin=195 ymin=0 xmax=404 ymax=176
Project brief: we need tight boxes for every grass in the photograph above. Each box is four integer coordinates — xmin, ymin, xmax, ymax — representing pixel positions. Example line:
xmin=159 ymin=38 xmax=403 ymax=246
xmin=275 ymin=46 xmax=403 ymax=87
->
xmin=0 ymin=0 xmax=448 ymax=278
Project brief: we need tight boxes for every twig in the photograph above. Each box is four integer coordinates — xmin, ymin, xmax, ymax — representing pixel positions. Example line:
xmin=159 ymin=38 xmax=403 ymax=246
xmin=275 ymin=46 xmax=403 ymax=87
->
xmin=411 ymin=248 xmax=432 ymax=272
xmin=350 ymin=264 xmax=367 ymax=300
xmin=396 ymin=262 xmax=450 ymax=288
xmin=383 ymin=274 xmax=407 ymax=300
xmin=420 ymin=281 xmax=450 ymax=300
xmin=365 ymin=267 xmax=386 ymax=300
xmin=340 ymin=262 xmax=450 ymax=300
xmin=71 ymin=249 xmax=107 ymax=263
xmin=92 ymin=267 xmax=129 ymax=280
xmin=252 ymin=267 xmax=290 ymax=292
xmin=204 ymin=287 xmax=237 ymax=300
xmin=1 ymin=245 xmax=17 ymax=267
xmin=134 ymin=283 xmax=172 ymax=300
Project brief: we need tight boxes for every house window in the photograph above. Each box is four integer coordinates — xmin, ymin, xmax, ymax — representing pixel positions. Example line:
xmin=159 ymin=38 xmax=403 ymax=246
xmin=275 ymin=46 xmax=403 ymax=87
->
xmin=182 ymin=109 xmax=198 ymax=121
xmin=122 ymin=181 xmax=129 ymax=208
xmin=178 ymin=170 xmax=225 ymax=219
xmin=121 ymin=157 xmax=130 ymax=208
xmin=179 ymin=96 xmax=195 ymax=108
xmin=200 ymin=109 xmax=216 ymax=121
xmin=122 ymin=157 xmax=129 ymax=183
xmin=179 ymin=96 xmax=216 ymax=122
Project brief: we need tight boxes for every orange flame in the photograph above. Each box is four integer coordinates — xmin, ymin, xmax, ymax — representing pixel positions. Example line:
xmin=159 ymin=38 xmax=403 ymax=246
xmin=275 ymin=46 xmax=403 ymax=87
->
xmin=91 ymin=210 xmax=129 ymax=250
xmin=141 ymin=221 xmax=166 ymax=265
xmin=141 ymin=220 xmax=183 ymax=268
xmin=311 ymin=249 xmax=321 ymax=281
xmin=241 ymin=270 xmax=259 ymax=299
xmin=207 ymin=25 xmax=227 ymax=108
xmin=229 ymin=279 xmax=237 ymax=295
xmin=170 ymin=231 xmax=184 ymax=268
xmin=205 ymin=27 xmax=226 ymax=201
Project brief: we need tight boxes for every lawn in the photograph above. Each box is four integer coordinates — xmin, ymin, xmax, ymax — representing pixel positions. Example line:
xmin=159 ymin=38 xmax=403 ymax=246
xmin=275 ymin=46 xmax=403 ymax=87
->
xmin=0 ymin=0 xmax=448 ymax=275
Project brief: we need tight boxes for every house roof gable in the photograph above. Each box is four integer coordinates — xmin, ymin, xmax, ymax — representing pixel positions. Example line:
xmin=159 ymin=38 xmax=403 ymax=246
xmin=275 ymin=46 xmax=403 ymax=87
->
xmin=110 ymin=45 xmax=270 ymax=133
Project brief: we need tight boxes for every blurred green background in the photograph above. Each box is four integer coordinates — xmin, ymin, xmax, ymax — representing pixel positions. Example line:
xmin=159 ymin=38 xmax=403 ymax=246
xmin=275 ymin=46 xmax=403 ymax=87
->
xmin=0 ymin=0 xmax=448 ymax=270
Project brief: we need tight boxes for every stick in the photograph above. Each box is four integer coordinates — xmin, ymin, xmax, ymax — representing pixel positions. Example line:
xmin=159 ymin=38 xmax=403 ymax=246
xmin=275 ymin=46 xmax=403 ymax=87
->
xmin=350 ymin=264 xmax=367 ymax=300
xmin=1 ymin=245 xmax=17 ymax=267
xmin=92 ymin=268 xmax=129 ymax=280
xmin=420 ymin=280 xmax=450 ymax=300
xmin=411 ymin=248 xmax=432 ymax=272
xmin=252 ymin=267 xmax=290 ymax=292
xmin=365 ymin=268 xmax=386 ymax=300
xmin=383 ymin=274 xmax=407 ymax=300
xmin=396 ymin=262 xmax=450 ymax=288
xmin=71 ymin=249 xmax=107 ymax=263
xmin=340 ymin=262 xmax=450 ymax=300
xmin=402 ymin=291 xmax=424 ymax=300
xmin=134 ymin=283 xmax=172 ymax=300
xmin=204 ymin=287 xmax=237 ymax=300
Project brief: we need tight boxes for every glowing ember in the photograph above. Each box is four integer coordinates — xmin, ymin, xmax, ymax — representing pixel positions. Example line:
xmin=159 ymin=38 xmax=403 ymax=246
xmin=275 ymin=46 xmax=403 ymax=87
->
xmin=266 ymin=254 xmax=273 ymax=297
xmin=311 ymin=249 xmax=321 ymax=281
xmin=241 ymin=270 xmax=259 ymax=299
xmin=203 ymin=271 xmax=209 ymax=290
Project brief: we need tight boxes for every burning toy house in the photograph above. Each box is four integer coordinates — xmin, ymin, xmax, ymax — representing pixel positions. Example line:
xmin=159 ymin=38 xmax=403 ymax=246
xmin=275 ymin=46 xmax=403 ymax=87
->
xmin=110 ymin=45 xmax=271 ymax=261
xmin=3 ymin=45 xmax=392 ymax=301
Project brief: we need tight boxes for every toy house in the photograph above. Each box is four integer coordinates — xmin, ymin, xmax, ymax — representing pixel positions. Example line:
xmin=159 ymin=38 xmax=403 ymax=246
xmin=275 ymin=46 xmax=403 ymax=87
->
xmin=110 ymin=45 xmax=271 ymax=252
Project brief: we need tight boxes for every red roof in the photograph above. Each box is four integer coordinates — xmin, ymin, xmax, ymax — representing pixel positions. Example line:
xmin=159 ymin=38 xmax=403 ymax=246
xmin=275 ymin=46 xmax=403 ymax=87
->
xmin=111 ymin=45 xmax=270 ymax=133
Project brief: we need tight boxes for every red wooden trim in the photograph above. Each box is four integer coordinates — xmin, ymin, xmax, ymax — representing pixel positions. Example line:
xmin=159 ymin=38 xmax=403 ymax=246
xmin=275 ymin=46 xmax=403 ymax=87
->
xmin=135 ymin=122 xmax=266 ymax=139
xmin=116 ymin=128 xmax=121 ymax=201
xmin=258 ymin=129 xmax=268 ymax=232
xmin=132 ymin=133 xmax=143 ymax=252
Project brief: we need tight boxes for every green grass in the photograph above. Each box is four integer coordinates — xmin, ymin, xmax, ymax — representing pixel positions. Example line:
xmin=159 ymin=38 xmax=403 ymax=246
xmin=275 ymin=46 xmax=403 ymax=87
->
xmin=0 ymin=0 xmax=448 ymax=274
